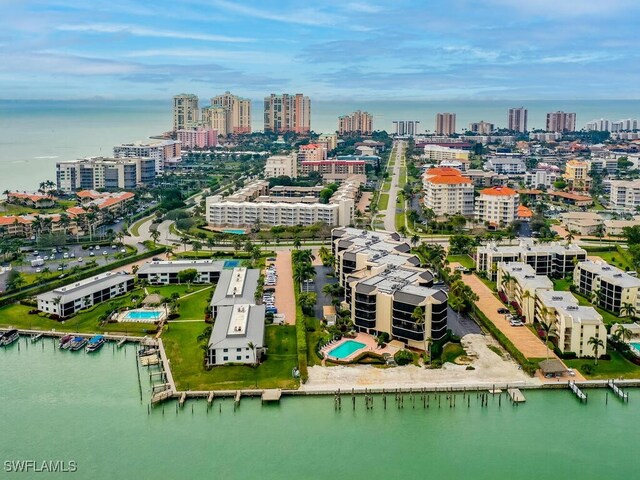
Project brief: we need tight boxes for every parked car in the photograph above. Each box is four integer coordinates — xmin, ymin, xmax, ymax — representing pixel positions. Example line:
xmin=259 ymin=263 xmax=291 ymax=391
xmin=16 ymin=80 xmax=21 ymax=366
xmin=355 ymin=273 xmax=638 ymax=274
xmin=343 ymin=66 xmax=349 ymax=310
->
xmin=497 ymin=308 xmax=510 ymax=314
xmin=510 ymin=320 xmax=525 ymax=327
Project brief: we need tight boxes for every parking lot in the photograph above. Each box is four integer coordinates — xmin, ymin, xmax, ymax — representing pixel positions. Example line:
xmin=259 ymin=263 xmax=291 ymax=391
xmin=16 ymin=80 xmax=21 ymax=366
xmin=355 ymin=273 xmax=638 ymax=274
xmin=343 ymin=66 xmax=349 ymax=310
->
xmin=17 ymin=243 xmax=130 ymax=275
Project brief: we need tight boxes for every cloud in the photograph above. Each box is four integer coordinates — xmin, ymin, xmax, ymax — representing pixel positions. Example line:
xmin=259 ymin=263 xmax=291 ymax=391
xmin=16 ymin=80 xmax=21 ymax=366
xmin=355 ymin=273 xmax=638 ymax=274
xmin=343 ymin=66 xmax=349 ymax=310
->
xmin=57 ymin=23 xmax=253 ymax=43
xmin=343 ymin=2 xmax=384 ymax=13
xmin=208 ymin=0 xmax=341 ymax=26
xmin=124 ymin=48 xmax=290 ymax=64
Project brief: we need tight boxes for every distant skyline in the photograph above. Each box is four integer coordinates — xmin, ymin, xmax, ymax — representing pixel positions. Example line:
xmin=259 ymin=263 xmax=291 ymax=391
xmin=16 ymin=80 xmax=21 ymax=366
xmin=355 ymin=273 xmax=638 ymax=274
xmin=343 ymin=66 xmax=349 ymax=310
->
xmin=1 ymin=0 xmax=640 ymax=100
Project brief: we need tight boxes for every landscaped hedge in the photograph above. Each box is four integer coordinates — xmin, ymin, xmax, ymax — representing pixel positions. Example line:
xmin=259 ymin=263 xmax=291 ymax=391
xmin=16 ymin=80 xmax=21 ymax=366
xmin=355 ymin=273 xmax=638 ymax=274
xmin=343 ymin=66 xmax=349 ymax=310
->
xmin=471 ymin=304 xmax=538 ymax=375
xmin=0 ymin=247 xmax=167 ymax=307
xmin=294 ymin=285 xmax=309 ymax=383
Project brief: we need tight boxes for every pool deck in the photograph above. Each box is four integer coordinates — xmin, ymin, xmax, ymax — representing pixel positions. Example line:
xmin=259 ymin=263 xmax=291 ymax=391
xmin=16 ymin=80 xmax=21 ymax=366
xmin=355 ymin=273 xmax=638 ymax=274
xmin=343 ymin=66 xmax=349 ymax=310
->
xmin=322 ymin=333 xmax=400 ymax=362
xmin=115 ymin=308 xmax=166 ymax=324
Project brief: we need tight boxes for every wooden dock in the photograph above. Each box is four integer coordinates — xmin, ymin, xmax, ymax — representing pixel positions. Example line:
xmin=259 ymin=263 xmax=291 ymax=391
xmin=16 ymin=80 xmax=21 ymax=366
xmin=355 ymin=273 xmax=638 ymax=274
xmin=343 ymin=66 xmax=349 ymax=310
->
xmin=30 ymin=333 xmax=44 ymax=343
xmin=116 ymin=337 xmax=127 ymax=348
xmin=607 ymin=380 xmax=629 ymax=402
xmin=507 ymin=388 xmax=526 ymax=403
xmin=207 ymin=392 xmax=215 ymax=406
xmin=151 ymin=389 xmax=173 ymax=405
xmin=261 ymin=389 xmax=282 ymax=403
xmin=179 ymin=392 xmax=187 ymax=407
xmin=569 ymin=381 xmax=588 ymax=403
xmin=234 ymin=390 xmax=241 ymax=407
xmin=140 ymin=354 xmax=160 ymax=366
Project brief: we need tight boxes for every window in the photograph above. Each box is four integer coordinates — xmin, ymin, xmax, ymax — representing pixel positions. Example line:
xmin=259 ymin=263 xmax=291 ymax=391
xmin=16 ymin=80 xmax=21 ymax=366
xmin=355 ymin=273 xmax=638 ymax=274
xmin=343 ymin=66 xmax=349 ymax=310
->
xmin=237 ymin=348 xmax=242 ymax=352
xmin=246 ymin=355 xmax=250 ymax=359
xmin=223 ymin=348 xmax=228 ymax=352
xmin=236 ymin=356 xmax=241 ymax=361
xmin=223 ymin=356 xmax=228 ymax=361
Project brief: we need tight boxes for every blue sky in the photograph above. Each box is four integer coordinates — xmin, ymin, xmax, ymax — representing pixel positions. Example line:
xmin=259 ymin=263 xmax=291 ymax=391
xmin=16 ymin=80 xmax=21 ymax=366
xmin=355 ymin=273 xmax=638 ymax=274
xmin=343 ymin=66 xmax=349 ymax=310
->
xmin=1 ymin=0 xmax=639 ymax=100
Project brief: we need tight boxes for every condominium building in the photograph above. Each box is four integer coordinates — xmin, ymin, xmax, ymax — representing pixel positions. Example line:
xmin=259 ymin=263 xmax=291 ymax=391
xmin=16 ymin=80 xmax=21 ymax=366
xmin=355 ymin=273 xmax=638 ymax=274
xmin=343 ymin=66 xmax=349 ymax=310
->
xmin=546 ymin=111 xmax=576 ymax=132
xmin=574 ymin=260 xmax=640 ymax=315
xmin=585 ymin=119 xmax=610 ymax=132
xmin=536 ymin=290 xmax=606 ymax=357
xmin=423 ymin=145 xmax=470 ymax=162
xmin=206 ymin=303 xmax=265 ymax=366
xmin=297 ymin=143 xmax=327 ymax=163
xmin=508 ymin=107 xmax=528 ymax=133
xmin=264 ymin=93 xmax=310 ymax=134
xmin=209 ymin=91 xmax=252 ymax=135
xmin=173 ymin=94 xmax=199 ymax=131
xmin=299 ymin=159 xmax=365 ymax=177
xmin=525 ymin=169 xmax=559 ymax=189
xmin=611 ymin=119 xmax=639 ymax=132
xmin=497 ymin=262 xmax=553 ymax=323
xmin=330 ymin=228 xmax=447 ymax=347
xmin=338 ymin=111 xmax=373 ymax=135
xmin=56 ymin=157 xmax=156 ymax=193
xmin=136 ymin=260 xmax=227 ymax=285
xmin=392 ymin=121 xmax=420 ymax=136
xmin=422 ymin=167 xmax=474 ymax=217
xmin=485 ymin=157 xmax=526 ymax=174
xmin=476 ymin=240 xmax=586 ymax=279
xmin=37 ymin=272 xmax=134 ymax=318
xmin=201 ymin=106 xmax=228 ymax=135
xmin=563 ymin=159 xmax=591 ymax=191
xmin=210 ymin=268 xmax=261 ymax=316
xmin=264 ymin=153 xmax=298 ymax=179
xmin=206 ymin=177 xmax=360 ymax=228
xmin=435 ymin=113 xmax=456 ymax=135
xmin=113 ymin=140 xmax=181 ymax=174
xmin=474 ymin=186 xmax=519 ymax=226
xmin=468 ymin=121 xmax=494 ymax=135
xmin=176 ymin=127 xmax=218 ymax=149
xmin=6 ymin=192 xmax=56 ymax=209
xmin=608 ymin=179 xmax=640 ymax=209
xmin=318 ymin=133 xmax=338 ymax=151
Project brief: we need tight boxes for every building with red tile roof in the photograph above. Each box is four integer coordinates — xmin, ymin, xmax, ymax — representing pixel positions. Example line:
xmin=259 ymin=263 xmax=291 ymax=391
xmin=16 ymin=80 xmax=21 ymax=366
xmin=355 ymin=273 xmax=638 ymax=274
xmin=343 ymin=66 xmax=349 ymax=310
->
xmin=475 ymin=185 xmax=519 ymax=227
xmin=423 ymin=168 xmax=474 ymax=216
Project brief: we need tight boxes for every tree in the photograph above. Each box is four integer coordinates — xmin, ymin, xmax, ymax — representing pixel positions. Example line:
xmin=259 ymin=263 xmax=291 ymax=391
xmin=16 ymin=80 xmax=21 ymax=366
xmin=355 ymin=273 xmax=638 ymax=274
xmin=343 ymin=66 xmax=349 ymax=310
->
xmin=615 ymin=325 xmax=632 ymax=344
xmin=587 ymin=336 xmax=605 ymax=365
xmin=620 ymin=302 xmax=636 ymax=319
xmin=177 ymin=268 xmax=198 ymax=289
xmin=293 ymin=237 xmax=302 ymax=250
xmin=293 ymin=262 xmax=316 ymax=289
xmin=247 ymin=341 xmax=258 ymax=369
xmin=150 ymin=229 xmax=161 ymax=245
xmin=192 ymin=240 xmax=202 ymax=256
xmin=539 ymin=320 xmax=557 ymax=360
xmin=594 ymin=223 xmax=605 ymax=245
xmin=410 ymin=234 xmax=420 ymax=247
xmin=565 ymin=231 xmax=575 ymax=244
xmin=398 ymin=225 xmax=408 ymax=238
xmin=298 ymin=292 xmax=317 ymax=315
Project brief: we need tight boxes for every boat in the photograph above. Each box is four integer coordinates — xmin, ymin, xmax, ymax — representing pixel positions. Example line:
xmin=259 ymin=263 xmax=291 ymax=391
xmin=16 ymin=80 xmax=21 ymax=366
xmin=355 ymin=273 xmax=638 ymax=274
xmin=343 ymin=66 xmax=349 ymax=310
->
xmin=138 ymin=347 xmax=157 ymax=357
xmin=0 ymin=329 xmax=19 ymax=347
xmin=86 ymin=335 xmax=105 ymax=353
xmin=69 ymin=336 xmax=88 ymax=351
xmin=59 ymin=334 xmax=73 ymax=349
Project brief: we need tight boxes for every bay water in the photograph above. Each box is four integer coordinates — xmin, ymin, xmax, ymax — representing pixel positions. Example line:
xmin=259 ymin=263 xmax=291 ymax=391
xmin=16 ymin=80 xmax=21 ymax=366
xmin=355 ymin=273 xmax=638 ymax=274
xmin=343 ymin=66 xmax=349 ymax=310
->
xmin=0 ymin=338 xmax=637 ymax=480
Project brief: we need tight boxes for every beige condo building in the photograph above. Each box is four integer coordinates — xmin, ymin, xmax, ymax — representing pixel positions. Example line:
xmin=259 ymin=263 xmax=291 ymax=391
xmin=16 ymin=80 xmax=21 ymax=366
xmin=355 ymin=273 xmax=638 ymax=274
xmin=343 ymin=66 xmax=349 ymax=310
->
xmin=264 ymin=93 xmax=311 ymax=134
xmin=173 ymin=94 xmax=199 ymax=131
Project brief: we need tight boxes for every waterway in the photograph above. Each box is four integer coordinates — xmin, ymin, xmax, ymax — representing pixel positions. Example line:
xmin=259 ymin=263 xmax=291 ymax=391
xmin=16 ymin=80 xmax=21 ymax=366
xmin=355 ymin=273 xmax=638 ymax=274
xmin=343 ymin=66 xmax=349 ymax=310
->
xmin=0 ymin=338 xmax=637 ymax=479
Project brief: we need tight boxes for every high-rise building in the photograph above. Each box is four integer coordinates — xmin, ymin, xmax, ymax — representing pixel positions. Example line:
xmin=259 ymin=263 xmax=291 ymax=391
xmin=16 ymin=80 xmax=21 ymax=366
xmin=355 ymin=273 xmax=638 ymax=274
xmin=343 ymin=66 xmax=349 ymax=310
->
xmin=508 ymin=107 xmax=528 ymax=132
xmin=546 ymin=111 xmax=576 ymax=132
xmin=209 ymin=91 xmax=252 ymax=135
xmin=338 ymin=111 xmax=373 ymax=135
xmin=422 ymin=167 xmax=475 ymax=217
xmin=56 ymin=157 xmax=156 ymax=193
xmin=435 ymin=113 xmax=456 ymax=135
xmin=113 ymin=140 xmax=181 ymax=174
xmin=474 ymin=186 xmax=519 ymax=226
xmin=468 ymin=121 xmax=494 ymax=135
xmin=176 ymin=128 xmax=218 ymax=149
xmin=611 ymin=119 xmax=639 ymax=132
xmin=585 ymin=119 xmax=610 ymax=132
xmin=392 ymin=121 xmax=420 ymax=136
xmin=263 ymin=93 xmax=311 ymax=134
xmin=172 ymin=94 xmax=199 ymax=131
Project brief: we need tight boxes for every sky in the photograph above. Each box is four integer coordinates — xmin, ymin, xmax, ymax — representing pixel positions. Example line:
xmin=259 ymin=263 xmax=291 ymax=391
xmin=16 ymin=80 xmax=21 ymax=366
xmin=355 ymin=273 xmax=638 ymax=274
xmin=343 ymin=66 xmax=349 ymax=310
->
xmin=1 ymin=0 xmax=639 ymax=101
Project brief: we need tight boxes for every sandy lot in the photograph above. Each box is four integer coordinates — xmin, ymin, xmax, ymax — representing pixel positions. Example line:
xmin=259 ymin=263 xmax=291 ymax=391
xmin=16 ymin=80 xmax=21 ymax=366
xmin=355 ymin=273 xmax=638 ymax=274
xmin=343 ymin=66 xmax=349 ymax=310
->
xmin=303 ymin=334 xmax=540 ymax=391
xmin=273 ymin=250 xmax=296 ymax=326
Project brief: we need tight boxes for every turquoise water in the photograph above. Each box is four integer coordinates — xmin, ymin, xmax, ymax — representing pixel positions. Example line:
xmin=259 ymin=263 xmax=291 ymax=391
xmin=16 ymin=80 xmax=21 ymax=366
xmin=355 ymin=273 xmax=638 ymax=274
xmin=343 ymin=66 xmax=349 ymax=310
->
xmin=2 ymin=99 xmax=640 ymax=190
xmin=124 ymin=310 xmax=161 ymax=320
xmin=631 ymin=342 xmax=640 ymax=351
xmin=223 ymin=259 xmax=241 ymax=268
xmin=0 ymin=338 xmax=638 ymax=479
xmin=223 ymin=229 xmax=246 ymax=235
xmin=329 ymin=340 xmax=366 ymax=359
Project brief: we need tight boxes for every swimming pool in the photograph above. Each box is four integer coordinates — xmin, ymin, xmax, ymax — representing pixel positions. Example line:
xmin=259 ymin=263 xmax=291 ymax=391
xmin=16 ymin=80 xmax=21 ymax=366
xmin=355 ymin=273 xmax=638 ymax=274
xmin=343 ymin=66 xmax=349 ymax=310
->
xmin=631 ymin=342 xmax=640 ymax=352
xmin=224 ymin=229 xmax=246 ymax=235
xmin=223 ymin=260 xmax=241 ymax=268
xmin=329 ymin=340 xmax=366 ymax=360
xmin=121 ymin=310 xmax=163 ymax=323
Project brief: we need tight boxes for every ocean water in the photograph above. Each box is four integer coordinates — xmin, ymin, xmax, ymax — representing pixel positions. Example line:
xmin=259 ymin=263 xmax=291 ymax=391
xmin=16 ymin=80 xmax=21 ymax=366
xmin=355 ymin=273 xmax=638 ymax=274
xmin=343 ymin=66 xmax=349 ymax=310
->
xmin=1 ymin=99 xmax=639 ymax=191
xmin=0 ymin=337 xmax=637 ymax=479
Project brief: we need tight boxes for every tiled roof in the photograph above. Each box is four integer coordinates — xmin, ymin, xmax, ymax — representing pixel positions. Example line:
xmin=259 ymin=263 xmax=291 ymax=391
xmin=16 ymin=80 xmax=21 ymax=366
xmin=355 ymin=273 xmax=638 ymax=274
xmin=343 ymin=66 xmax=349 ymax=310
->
xmin=480 ymin=186 xmax=517 ymax=196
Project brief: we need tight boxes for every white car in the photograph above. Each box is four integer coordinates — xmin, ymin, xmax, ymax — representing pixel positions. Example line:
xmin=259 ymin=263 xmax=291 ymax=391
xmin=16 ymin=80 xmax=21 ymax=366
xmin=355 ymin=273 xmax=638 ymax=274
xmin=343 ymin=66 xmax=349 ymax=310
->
xmin=35 ymin=268 xmax=41 ymax=273
xmin=78 ymin=257 xmax=83 ymax=262
xmin=102 ymin=251 xmax=108 ymax=256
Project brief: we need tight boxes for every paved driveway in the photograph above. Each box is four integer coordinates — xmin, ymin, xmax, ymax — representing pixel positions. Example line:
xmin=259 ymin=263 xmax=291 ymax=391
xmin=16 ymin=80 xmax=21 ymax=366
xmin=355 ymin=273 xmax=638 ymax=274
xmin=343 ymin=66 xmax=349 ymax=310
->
xmin=313 ymin=265 xmax=337 ymax=319
xmin=274 ymin=250 xmax=296 ymax=326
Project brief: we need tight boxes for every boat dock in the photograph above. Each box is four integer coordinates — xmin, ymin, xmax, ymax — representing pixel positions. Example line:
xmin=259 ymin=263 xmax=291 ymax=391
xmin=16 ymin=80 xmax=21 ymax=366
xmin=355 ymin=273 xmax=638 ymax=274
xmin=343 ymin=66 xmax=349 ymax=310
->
xmin=261 ymin=389 xmax=282 ymax=404
xmin=179 ymin=392 xmax=187 ymax=407
xmin=140 ymin=354 xmax=160 ymax=366
xmin=30 ymin=333 xmax=44 ymax=343
xmin=507 ymin=388 xmax=526 ymax=403
xmin=569 ymin=381 xmax=588 ymax=403
xmin=607 ymin=380 xmax=629 ymax=402
xmin=117 ymin=338 xmax=127 ymax=348
xmin=234 ymin=390 xmax=241 ymax=407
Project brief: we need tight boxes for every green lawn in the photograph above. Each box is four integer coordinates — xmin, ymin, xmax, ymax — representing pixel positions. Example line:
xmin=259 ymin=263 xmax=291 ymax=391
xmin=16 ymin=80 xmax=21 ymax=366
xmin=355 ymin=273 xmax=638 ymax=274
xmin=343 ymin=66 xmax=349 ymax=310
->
xmin=305 ymin=315 xmax=327 ymax=367
xmin=0 ymin=289 xmax=153 ymax=335
xmin=0 ymin=200 xmax=76 ymax=216
xmin=162 ymin=322 xmax=299 ymax=390
xmin=382 ymin=181 xmax=391 ymax=192
xmin=564 ymin=349 xmax=640 ymax=379
xmin=176 ymin=287 xmax=212 ymax=320
xmin=553 ymin=278 xmax=572 ymax=291
xmin=587 ymin=248 xmax=635 ymax=272
xmin=441 ymin=342 xmax=465 ymax=363
xmin=476 ymin=274 xmax=497 ymax=292
xmin=399 ymin=167 xmax=407 ymax=188
xmin=447 ymin=255 xmax=475 ymax=269
xmin=395 ymin=211 xmax=405 ymax=230
xmin=129 ymin=216 xmax=151 ymax=236
xmin=378 ymin=194 xmax=389 ymax=210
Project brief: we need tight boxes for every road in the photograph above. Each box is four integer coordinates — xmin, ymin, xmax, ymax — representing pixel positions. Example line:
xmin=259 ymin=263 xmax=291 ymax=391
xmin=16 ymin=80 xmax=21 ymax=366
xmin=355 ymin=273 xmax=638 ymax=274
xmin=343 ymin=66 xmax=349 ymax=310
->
xmin=379 ymin=140 xmax=404 ymax=232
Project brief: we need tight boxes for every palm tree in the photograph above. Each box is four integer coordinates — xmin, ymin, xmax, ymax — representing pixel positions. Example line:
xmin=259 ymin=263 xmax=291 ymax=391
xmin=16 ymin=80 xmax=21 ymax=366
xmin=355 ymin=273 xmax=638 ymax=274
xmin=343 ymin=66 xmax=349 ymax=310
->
xmin=398 ymin=225 xmax=408 ymax=238
xmin=192 ymin=240 xmax=202 ymax=256
xmin=620 ymin=302 xmax=636 ymax=319
xmin=590 ymin=288 xmax=601 ymax=306
xmin=150 ymin=229 xmax=161 ymax=246
xmin=317 ymin=246 xmax=330 ymax=264
xmin=500 ymin=272 xmax=513 ymax=293
xmin=539 ymin=320 xmax=557 ymax=360
xmin=293 ymin=262 xmax=316 ymax=289
xmin=293 ymin=237 xmax=302 ymax=250
xmin=616 ymin=325 xmax=632 ymax=344
xmin=410 ymin=234 xmax=420 ymax=248
xmin=247 ymin=341 xmax=257 ymax=367
xmin=180 ymin=236 xmax=190 ymax=252
xmin=594 ymin=223 xmax=605 ymax=246
xmin=565 ymin=231 xmax=575 ymax=244
xmin=587 ymin=336 xmax=605 ymax=365
xmin=411 ymin=306 xmax=429 ymax=356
